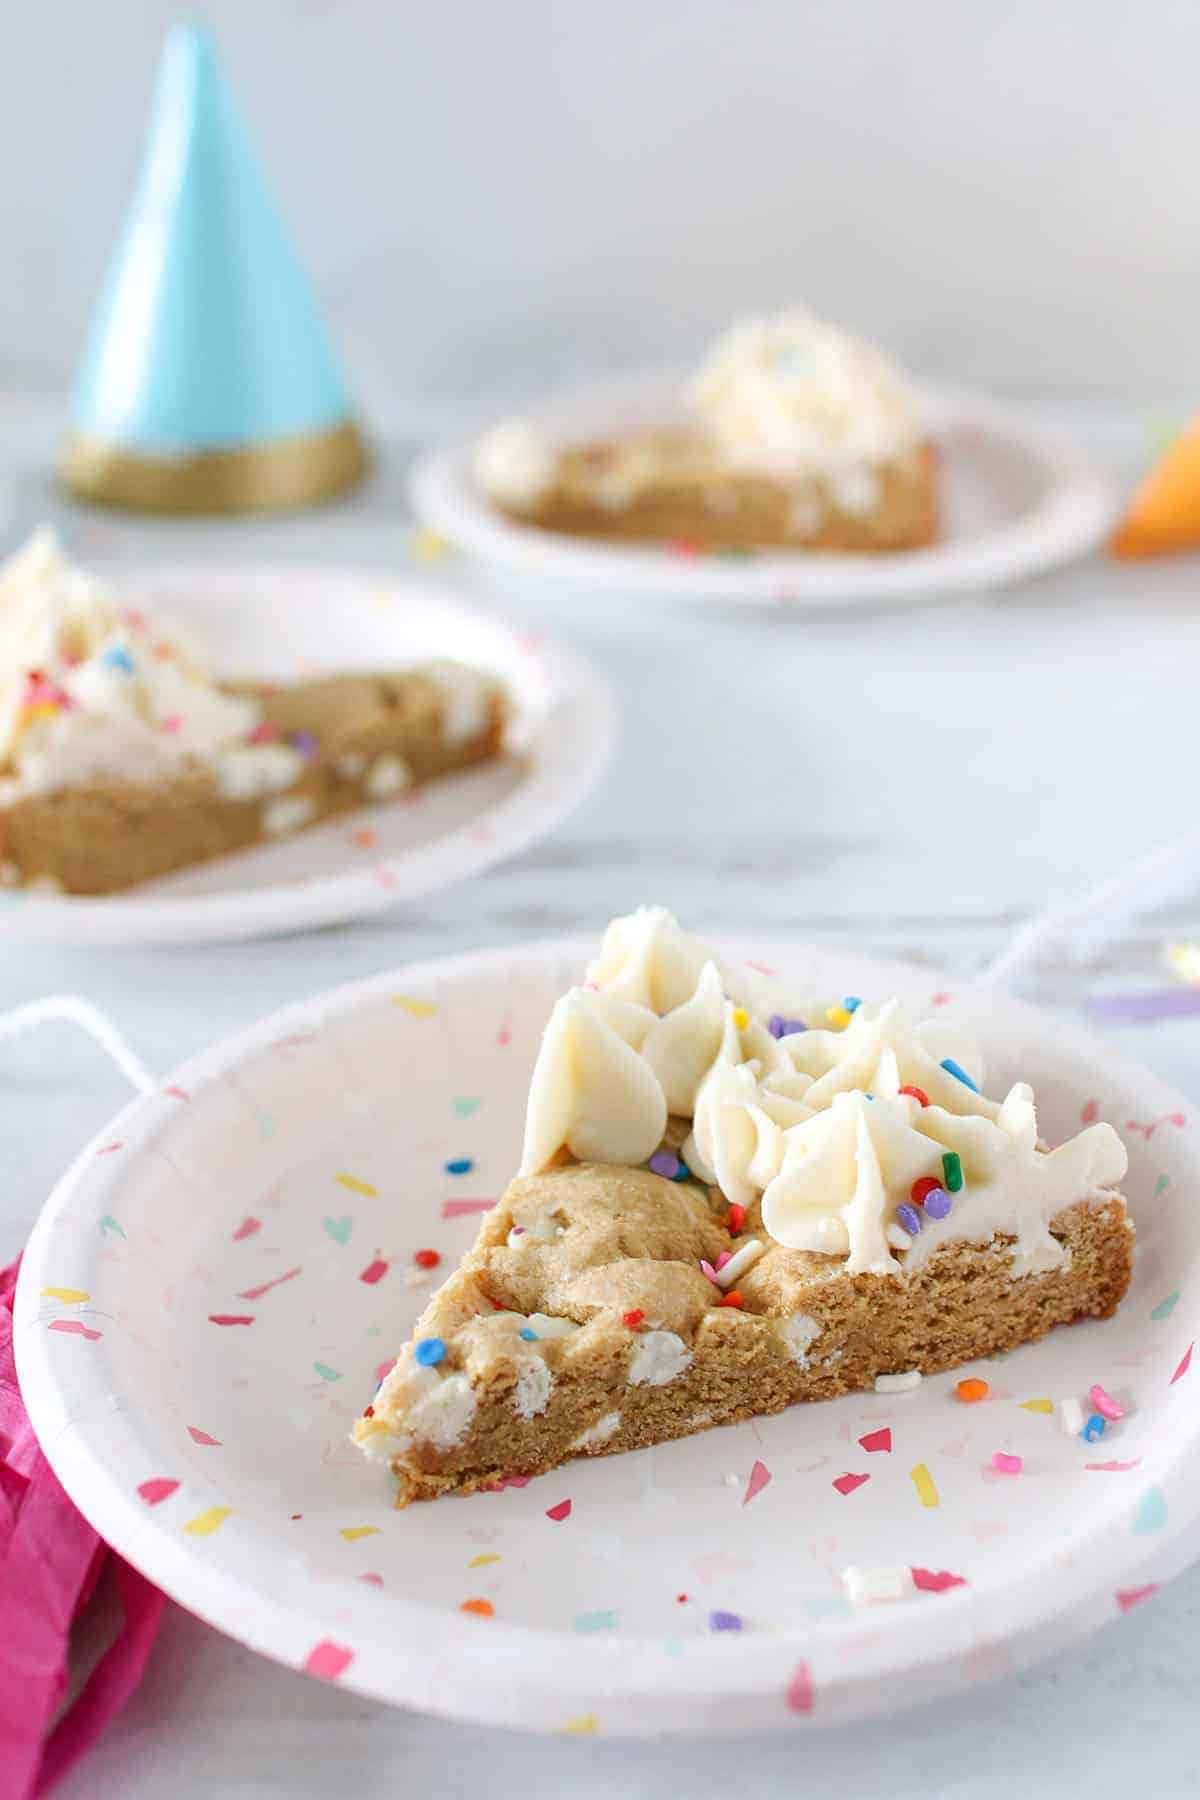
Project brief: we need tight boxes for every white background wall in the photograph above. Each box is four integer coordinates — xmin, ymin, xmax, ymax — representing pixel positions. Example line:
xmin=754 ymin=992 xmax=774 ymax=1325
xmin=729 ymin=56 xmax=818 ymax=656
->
xmin=4 ymin=0 xmax=1199 ymax=433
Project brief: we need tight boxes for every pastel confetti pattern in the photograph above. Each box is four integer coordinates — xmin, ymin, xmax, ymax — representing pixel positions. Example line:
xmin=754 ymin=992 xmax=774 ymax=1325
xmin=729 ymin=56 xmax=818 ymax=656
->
xmin=17 ymin=949 xmax=1200 ymax=1736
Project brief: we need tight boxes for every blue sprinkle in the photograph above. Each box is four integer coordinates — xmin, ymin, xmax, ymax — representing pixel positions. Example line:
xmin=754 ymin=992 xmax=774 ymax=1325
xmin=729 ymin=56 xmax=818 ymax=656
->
xmin=445 ymin=1157 xmax=474 ymax=1176
xmin=414 ymin=1337 xmax=445 ymax=1367
xmin=864 ymin=1093 xmax=874 ymax=1102
xmin=290 ymin=730 xmax=319 ymax=757
xmin=708 ymin=1610 xmax=743 ymax=1632
xmin=672 ymin=1161 xmax=691 ymax=1183
xmin=1083 ymin=1412 xmax=1106 ymax=1442
xmin=519 ymin=1327 xmax=538 ymax=1342
xmin=101 ymin=645 xmax=136 ymax=674
xmin=843 ymin=996 xmax=862 ymax=1013
xmin=649 ymin=1150 xmax=681 ymax=1180
xmin=940 ymin=1057 xmax=979 ymax=1093
xmin=895 ymin=1202 xmax=923 ymax=1236
xmin=768 ymin=1014 xmax=807 ymax=1038
xmin=923 ymin=1186 xmax=953 ymax=1220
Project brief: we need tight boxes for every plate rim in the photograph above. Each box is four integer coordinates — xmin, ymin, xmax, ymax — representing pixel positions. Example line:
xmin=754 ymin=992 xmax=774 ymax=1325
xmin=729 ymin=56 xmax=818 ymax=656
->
xmin=0 ymin=562 xmax=617 ymax=948
xmin=14 ymin=935 xmax=1199 ymax=1734
xmin=408 ymin=374 xmax=1118 ymax=607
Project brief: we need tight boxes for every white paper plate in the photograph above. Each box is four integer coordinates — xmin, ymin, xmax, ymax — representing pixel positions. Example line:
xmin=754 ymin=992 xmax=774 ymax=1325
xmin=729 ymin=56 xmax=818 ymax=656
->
xmin=0 ymin=565 xmax=615 ymax=947
xmin=410 ymin=374 xmax=1117 ymax=607
xmin=14 ymin=938 xmax=1198 ymax=1737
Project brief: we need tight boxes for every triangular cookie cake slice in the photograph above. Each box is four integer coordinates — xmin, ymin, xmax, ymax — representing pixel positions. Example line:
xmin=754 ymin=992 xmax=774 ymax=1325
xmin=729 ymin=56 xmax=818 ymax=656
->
xmin=354 ymin=908 xmax=1132 ymax=1503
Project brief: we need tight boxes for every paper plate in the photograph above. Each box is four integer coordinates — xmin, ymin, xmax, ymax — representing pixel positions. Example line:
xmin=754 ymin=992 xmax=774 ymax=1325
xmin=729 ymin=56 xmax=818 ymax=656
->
xmin=409 ymin=374 xmax=1116 ymax=607
xmin=14 ymin=939 xmax=1198 ymax=1736
xmin=0 ymin=565 xmax=615 ymax=947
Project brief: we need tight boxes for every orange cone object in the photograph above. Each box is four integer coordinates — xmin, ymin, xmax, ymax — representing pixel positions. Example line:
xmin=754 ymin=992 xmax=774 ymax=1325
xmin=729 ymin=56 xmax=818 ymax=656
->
xmin=1110 ymin=415 xmax=1200 ymax=557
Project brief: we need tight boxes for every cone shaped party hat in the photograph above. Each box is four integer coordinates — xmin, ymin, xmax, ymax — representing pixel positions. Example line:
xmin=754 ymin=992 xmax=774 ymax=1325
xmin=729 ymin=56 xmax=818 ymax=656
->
xmin=61 ymin=22 xmax=367 ymax=514
xmin=1110 ymin=415 xmax=1200 ymax=558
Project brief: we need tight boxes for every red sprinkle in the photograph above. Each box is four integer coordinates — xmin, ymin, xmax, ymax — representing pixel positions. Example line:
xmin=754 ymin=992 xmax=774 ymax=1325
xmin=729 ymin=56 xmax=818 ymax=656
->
xmin=248 ymin=720 xmax=280 ymax=745
xmin=622 ymin=1308 xmax=645 ymax=1329
xmin=362 ymin=1405 xmax=375 ymax=1417
xmin=719 ymin=1291 xmax=745 ymax=1309
xmin=898 ymin=1085 xmax=930 ymax=1107
xmin=911 ymin=1175 xmax=941 ymax=1206
xmin=676 ymin=1593 xmax=688 ymax=1603
xmin=413 ymin=1248 xmax=441 ymax=1269
xmin=725 ymin=1203 xmax=746 ymax=1234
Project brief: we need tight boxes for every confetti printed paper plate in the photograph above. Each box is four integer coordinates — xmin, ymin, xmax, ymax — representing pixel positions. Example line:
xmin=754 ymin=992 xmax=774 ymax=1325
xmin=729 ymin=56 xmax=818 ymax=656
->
xmin=0 ymin=564 xmax=615 ymax=947
xmin=409 ymin=375 xmax=1116 ymax=608
xmin=14 ymin=940 xmax=1200 ymax=1736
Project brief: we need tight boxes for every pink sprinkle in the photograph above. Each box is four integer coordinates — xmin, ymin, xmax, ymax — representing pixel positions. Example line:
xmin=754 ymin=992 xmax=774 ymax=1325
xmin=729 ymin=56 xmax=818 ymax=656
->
xmin=359 ymin=1257 xmax=389 ymax=1286
xmin=1080 ymin=1099 xmax=1100 ymax=1124
xmin=699 ymin=1260 xmax=720 ymax=1285
xmin=248 ymin=721 xmax=280 ymax=744
xmin=303 ymin=1640 xmax=354 ymax=1683
xmin=374 ymin=1359 xmax=396 ymax=1384
xmin=232 ymin=1216 xmax=261 ymax=1241
xmin=1116 ymin=1584 xmax=1159 ymax=1612
xmin=743 ymin=1459 xmax=772 ymax=1505
xmin=187 ymin=1426 xmax=221 ymax=1447
xmin=160 ymin=713 xmax=183 ymax=734
xmin=744 ymin=960 xmax=777 ymax=977
xmin=858 ymin=1427 xmax=892 ymax=1454
xmin=1088 ymin=1383 xmax=1125 ymax=1420
xmin=545 ymin=1498 xmax=572 ymax=1522
xmin=164 ymin=1084 xmax=190 ymax=1101
xmin=97 ymin=1143 xmax=123 ymax=1155
xmin=497 ymin=1011 xmax=514 ymax=1047
xmin=238 ymin=1266 xmax=301 ymax=1301
xmin=1171 ymin=1342 xmax=1193 ymax=1384
xmin=137 ymin=1478 xmax=180 ymax=1506
xmin=911 ymin=1567 xmax=967 ymax=1592
xmin=715 ymin=1250 xmax=733 ymax=1272
xmin=359 ymin=1572 xmax=384 ymax=1587
xmin=48 ymin=1320 xmax=101 ymax=1340
xmin=1085 ymin=1459 xmax=1142 ymax=1472
xmin=832 ymin=1472 xmax=870 ymax=1497
xmin=785 ymin=1661 xmax=815 ymax=1714
xmin=208 ymin=1314 xmax=254 ymax=1326
xmin=488 ymin=1475 xmax=531 ymax=1492
xmin=441 ymin=1198 xmax=497 ymax=1218
xmin=992 ymin=1452 xmax=1023 ymax=1475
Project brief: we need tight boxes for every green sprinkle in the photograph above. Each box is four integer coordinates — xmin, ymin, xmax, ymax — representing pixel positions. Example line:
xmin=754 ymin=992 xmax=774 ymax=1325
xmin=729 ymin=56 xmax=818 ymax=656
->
xmin=942 ymin=1151 xmax=963 ymax=1193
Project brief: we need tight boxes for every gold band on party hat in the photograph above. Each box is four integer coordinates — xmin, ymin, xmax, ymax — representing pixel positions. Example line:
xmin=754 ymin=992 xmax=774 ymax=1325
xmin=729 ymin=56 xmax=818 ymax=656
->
xmin=60 ymin=419 xmax=369 ymax=516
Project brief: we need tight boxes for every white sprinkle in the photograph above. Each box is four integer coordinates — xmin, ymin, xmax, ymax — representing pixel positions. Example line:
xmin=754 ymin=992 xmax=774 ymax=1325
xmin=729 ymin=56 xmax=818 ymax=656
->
xmin=874 ymin=1370 xmax=922 ymax=1395
xmin=723 ymin=1472 xmax=740 ymax=1488
xmin=715 ymin=1237 xmax=766 ymax=1289
xmin=841 ymin=1565 xmax=915 ymax=1606
xmin=1058 ymin=1396 xmax=1086 ymax=1437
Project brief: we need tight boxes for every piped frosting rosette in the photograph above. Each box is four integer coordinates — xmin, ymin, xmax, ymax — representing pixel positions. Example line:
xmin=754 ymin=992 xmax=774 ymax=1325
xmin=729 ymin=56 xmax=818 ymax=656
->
xmin=520 ymin=907 xmax=1128 ymax=1279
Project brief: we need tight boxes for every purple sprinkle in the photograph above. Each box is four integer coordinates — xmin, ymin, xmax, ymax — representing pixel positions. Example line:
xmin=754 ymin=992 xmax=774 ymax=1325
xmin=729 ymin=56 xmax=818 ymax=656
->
xmin=768 ymin=1014 xmax=807 ymax=1039
xmin=923 ymin=1187 xmax=953 ymax=1220
xmin=649 ymin=1150 xmax=681 ymax=1180
xmin=895 ymin=1202 xmax=922 ymax=1236
xmin=290 ymin=730 xmax=319 ymax=757
xmin=708 ymin=1610 xmax=743 ymax=1632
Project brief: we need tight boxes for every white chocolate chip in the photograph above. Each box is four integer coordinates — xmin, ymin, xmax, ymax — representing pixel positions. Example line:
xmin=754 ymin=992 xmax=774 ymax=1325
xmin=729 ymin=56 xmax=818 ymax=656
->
xmin=570 ymin=1410 xmax=620 ymax=1450
xmin=628 ymin=1330 xmax=692 ymax=1387
xmin=216 ymin=743 xmax=304 ymax=800
xmin=262 ymin=794 xmax=315 ymax=838
xmin=779 ymin=1312 xmax=821 ymax=1367
xmin=364 ymin=753 xmax=412 ymax=800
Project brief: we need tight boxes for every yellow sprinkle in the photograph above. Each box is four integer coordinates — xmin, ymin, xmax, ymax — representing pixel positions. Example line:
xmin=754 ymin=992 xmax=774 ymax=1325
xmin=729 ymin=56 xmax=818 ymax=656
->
xmin=731 ymin=1007 xmax=749 ymax=1030
xmin=1020 ymin=1397 xmax=1055 ymax=1414
xmin=563 ymin=1714 xmax=599 ymax=1736
xmin=909 ymin=1462 xmax=939 ymax=1508
xmin=826 ymin=1004 xmax=852 ymax=1030
xmin=391 ymin=996 xmax=437 ymax=1018
xmin=40 ymin=1286 xmax=89 ymax=1304
xmin=336 ymin=1172 xmax=377 ymax=1197
xmin=468 ymin=1553 xmax=502 ymax=1568
xmin=409 ymin=528 xmax=451 ymax=563
xmin=1166 ymin=942 xmax=1200 ymax=985
xmin=184 ymin=1505 xmax=233 ymax=1536
xmin=339 ymin=1526 xmax=379 ymax=1541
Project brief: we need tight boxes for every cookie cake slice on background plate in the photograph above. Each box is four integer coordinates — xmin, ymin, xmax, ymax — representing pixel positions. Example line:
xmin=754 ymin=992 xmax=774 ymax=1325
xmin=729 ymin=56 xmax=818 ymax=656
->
xmin=355 ymin=907 xmax=1131 ymax=1503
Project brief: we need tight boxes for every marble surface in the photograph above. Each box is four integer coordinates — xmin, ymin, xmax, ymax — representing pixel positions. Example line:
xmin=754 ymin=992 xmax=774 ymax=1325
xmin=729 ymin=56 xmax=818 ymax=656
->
xmin=3 ymin=402 xmax=1200 ymax=1795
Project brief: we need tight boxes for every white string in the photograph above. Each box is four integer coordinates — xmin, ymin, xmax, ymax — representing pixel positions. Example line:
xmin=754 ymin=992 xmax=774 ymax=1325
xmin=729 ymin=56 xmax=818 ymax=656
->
xmin=979 ymin=821 xmax=1200 ymax=988
xmin=0 ymin=995 xmax=157 ymax=1094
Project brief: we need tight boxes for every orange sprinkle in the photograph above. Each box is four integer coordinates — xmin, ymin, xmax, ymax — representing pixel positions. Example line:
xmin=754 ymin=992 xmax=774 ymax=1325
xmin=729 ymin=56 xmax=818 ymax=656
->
xmin=956 ymin=1378 xmax=990 ymax=1403
xmin=719 ymin=1290 xmax=744 ymax=1309
xmin=460 ymin=1597 xmax=494 ymax=1617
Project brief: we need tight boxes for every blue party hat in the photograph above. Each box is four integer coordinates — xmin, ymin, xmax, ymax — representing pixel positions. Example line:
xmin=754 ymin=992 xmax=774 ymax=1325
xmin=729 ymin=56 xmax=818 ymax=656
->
xmin=61 ymin=22 xmax=367 ymax=512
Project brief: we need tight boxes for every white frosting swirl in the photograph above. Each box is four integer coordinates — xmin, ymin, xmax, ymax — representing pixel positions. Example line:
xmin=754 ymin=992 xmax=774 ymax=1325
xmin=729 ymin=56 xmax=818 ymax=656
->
xmin=473 ymin=420 xmax=556 ymax=511
xmin=687 ymin=309 xmax=922 ymax=505
xmin=519 ymin=907 xmax=1130 ymax=1278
